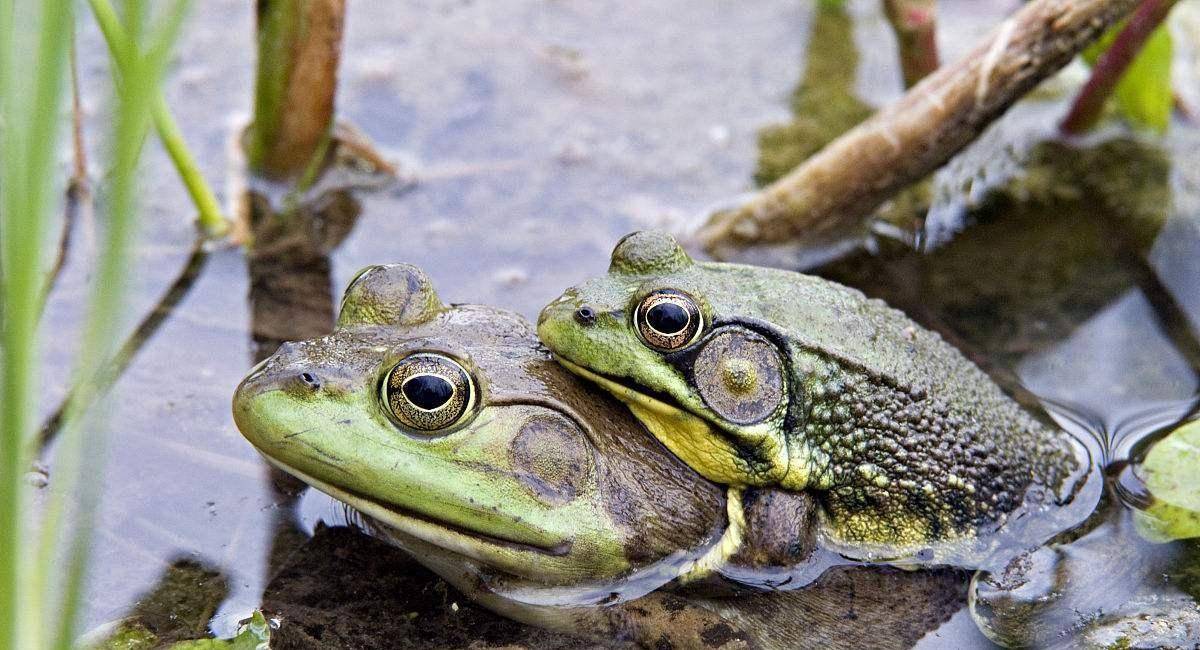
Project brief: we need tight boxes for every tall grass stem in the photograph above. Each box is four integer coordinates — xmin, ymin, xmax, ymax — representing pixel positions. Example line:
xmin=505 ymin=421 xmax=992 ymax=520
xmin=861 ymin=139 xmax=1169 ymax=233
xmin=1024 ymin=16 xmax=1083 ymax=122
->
xmin=0 ymin=1 xmax=75 ymax=647
xmin=88 ymin=0 xmax=229 ymax=238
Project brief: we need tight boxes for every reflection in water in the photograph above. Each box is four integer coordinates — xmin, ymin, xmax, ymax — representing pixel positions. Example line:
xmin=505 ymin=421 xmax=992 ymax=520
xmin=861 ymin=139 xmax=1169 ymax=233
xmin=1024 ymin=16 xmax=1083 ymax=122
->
xmin=245 ymin=189 xmax=362 ymax=362
xmin=240 ymin=185 xmax=364 ymax=629
xmin=37 ymin=239 xmax=211 ymax=450
xmin=83 ymin=559 xmax=229 ymax=646
xmin=972 ymin=496 xmax=1200 ymax=648
xmin=753 ymin=2 xmax=872 ymax=188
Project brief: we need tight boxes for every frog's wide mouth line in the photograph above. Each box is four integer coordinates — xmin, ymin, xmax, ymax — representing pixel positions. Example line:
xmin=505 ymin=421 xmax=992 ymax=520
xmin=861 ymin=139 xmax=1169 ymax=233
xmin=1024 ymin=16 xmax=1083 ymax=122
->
xmin=257 ymin=453 xmax=572 ymax=558
xmin=554 ymin=356 xmax=703 ymax=425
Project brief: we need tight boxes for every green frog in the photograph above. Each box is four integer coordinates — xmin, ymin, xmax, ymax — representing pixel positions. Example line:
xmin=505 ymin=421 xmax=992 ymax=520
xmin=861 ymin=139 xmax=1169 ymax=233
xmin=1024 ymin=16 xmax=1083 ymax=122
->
xmin=233 ymin=264 xmax=970 ymax=648
xmin=537 ymin=231 xmax=1092 ymax=564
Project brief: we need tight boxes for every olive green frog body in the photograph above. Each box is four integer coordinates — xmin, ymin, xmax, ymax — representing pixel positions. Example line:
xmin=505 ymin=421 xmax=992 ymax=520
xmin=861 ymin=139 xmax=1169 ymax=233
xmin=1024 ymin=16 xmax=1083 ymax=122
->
xmin=233 ymin=264 xmax=970 ymax=648
xmin=537 ymin=231 xmax=1088 ymax=562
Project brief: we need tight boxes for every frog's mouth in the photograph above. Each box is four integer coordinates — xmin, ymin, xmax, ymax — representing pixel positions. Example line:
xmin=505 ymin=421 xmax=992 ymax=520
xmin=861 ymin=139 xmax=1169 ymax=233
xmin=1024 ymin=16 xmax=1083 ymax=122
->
xmin=553 ymin=357 xmax=698 ymax=423
xmin=259 ymin=454 xmax=571 ymax=558
xmin=553 ymin=357 xmax=752 ymax=486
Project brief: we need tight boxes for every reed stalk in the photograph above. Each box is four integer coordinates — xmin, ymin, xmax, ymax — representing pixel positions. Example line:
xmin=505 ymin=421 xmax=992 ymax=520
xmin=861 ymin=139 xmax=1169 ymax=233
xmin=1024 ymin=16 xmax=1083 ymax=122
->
xmin=0 ymin=0 xmax=190 ymax=646
xmin=1060 ymin=0 xmax=1180 ymax=134
xmin=88 ymin=0 xmax=229 ymax=238
xmin=0 ymin=1 xmax=75 ymax=647
xmin=45 ymin=5 xmax=191 ymax=645
xmin=246 ymin=0 xmax=345 ymax=180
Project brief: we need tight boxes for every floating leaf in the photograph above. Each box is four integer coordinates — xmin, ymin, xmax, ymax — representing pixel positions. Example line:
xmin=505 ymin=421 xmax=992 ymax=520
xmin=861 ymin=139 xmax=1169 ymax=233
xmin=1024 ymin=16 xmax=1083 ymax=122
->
xmin=1134 ymin=419 xmax=1200 ymax=543
xmin=1083 ymin=20 xmax=1174 ymax=133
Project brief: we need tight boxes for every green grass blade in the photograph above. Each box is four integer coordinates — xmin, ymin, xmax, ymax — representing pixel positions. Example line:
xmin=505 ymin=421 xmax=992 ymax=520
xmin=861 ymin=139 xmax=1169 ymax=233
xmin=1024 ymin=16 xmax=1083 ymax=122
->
xmin=0 ymin=1 xmax=74 ymax=647
xmin=45 ymin=1 xmax=193 ymax=646
xmin=89 ymin=0 xmax=229 ymax=238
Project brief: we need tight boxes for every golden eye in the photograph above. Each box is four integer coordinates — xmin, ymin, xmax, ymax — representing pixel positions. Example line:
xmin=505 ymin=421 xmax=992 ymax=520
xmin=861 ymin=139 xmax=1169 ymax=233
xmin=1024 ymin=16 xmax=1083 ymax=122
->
xmin=383 ymin=353 xmax=474 ymax=432
xmin=635 ymin=290 xmax=702 ymax=351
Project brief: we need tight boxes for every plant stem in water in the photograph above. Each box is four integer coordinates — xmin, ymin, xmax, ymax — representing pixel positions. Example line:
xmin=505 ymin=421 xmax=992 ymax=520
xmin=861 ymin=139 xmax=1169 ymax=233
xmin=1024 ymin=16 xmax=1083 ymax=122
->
xmin=87 ymin=0 xmax=230 ymax=238
xmin=883 ymin=0 xmax=940 ymax=87
xmin=247 ymin=0 xmax=345 ymax=180
xmin=1060 ymin=0 xmax=1180 ymax=135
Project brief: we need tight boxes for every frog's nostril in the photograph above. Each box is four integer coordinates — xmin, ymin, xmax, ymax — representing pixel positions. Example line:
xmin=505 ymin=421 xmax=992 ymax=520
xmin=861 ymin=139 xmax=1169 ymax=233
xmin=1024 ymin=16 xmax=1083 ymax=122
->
xmin=299 ymin=372 xmax=322 ymax=390
xmin=574 ymin=305 xmax=597 ymax=326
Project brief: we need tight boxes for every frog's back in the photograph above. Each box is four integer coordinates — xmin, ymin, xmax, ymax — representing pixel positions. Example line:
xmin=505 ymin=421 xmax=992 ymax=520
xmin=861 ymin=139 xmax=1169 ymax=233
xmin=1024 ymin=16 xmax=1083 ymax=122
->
xmin=700 ymin=262 xmax=1083 ymax=552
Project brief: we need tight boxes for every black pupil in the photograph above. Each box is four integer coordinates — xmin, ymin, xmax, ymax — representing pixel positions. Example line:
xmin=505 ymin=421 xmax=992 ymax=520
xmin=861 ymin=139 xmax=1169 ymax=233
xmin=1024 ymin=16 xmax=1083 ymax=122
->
xmin=647 ymin=302 xmax=689 ymax=334
xmin=403 ymin=375 xmax=454 ymax=410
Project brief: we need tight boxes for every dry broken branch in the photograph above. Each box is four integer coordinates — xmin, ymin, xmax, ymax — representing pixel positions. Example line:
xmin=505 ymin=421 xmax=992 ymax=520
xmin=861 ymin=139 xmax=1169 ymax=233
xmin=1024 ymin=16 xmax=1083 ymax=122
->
xmin=697 ymin=0 xmax=1141 ymax=256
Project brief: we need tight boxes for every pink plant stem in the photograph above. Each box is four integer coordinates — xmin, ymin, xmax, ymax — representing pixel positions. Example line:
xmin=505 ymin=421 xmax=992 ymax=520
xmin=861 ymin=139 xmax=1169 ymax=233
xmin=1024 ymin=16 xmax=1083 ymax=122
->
xmin=1060 ymin=0 xmax=1179 ymax=134
xmin=883 ymin=0 xmax=940 ymax=87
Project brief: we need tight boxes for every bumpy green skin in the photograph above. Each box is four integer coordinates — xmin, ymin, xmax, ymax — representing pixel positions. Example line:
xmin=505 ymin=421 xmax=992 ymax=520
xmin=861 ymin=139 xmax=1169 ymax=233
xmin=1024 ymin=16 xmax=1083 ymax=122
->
xmin=234 ymin=264 xmax=727 ymax=587
xmin=538 ymin=231 xmax=1083 ymax=556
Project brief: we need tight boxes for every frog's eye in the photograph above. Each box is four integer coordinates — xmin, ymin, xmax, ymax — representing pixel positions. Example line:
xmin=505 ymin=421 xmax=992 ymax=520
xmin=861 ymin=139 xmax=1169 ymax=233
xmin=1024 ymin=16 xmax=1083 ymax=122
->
xmin=383 ymin=353 xmax=475 ymax=432
xmin=634 ymin=290 xmax=703 ymax=351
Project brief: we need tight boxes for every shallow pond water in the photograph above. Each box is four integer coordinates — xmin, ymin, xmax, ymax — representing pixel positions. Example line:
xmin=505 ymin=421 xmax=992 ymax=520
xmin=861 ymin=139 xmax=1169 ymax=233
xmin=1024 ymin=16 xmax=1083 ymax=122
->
xmin=36 ymin=0 xmax=1200 ymax=647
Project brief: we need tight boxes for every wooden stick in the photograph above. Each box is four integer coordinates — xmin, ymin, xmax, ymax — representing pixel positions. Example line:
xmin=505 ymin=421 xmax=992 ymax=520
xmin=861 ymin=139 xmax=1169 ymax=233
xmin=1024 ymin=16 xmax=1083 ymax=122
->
xmin=697 ymin=0 xmax=1140 ymax=255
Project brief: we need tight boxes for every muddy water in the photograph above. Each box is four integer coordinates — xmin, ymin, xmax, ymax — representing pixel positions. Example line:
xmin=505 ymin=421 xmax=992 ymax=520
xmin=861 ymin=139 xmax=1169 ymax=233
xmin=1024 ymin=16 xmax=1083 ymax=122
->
xmin=37 ymin=0 xmax=1199 ymax=647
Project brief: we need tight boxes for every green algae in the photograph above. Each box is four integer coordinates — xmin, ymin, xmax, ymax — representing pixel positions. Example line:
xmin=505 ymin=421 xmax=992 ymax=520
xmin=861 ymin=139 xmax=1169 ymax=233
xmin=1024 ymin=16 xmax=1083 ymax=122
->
xmin=90 ymin=560 xmax=230 ymax=649
xmin=97 ymin=611 xmax=271 ymax=650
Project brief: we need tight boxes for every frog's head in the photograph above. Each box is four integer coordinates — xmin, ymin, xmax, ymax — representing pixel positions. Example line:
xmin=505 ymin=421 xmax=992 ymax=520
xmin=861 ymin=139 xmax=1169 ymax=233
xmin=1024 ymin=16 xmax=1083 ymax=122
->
xmin=538 ymin=232 xmax=790 ymax=488
xmin=234 ymin=264 xmax=726 ymax=586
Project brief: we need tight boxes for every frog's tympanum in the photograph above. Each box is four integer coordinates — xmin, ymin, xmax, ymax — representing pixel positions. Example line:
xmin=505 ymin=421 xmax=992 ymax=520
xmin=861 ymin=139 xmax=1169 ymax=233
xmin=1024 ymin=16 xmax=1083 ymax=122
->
xmin=537 ymin=231 xmax=1090 ymax=563
xmin=233 ymin=264 xmax=969 ymax=648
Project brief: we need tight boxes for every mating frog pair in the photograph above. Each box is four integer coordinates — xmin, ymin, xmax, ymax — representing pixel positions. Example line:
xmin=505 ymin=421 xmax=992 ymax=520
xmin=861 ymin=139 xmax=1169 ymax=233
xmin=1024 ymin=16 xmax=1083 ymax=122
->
xmin=234 ymin=232 xmax=1125 ymax=647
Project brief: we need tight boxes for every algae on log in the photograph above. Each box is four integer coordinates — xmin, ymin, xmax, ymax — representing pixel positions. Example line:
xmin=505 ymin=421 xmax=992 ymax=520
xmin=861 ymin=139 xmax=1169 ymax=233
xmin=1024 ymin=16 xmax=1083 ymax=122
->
xmin=246 ymin=0 xmax=345 ymax=180
xmin=698 ymin=0 xmax=1141 ymax=257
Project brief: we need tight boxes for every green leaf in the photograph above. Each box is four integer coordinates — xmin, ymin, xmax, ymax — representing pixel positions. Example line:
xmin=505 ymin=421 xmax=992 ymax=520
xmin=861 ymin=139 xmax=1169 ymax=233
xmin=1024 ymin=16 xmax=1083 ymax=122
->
xmin=1083 ymin=21 xmax=1174 ymax=133
xmin=1134 ymin=419 xmax=1200 ymax=543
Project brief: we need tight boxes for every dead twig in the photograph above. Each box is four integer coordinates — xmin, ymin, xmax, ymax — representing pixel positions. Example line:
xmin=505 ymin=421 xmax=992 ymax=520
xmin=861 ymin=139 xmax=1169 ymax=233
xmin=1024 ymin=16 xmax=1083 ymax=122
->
xmin=697 ymin=0 xmax=1140 ymax=256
